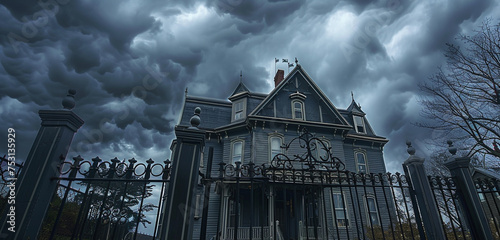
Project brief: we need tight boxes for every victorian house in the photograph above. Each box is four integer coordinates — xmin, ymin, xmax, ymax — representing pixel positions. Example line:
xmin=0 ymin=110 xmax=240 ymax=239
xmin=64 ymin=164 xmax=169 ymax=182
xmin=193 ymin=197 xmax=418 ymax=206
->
xmin=174 ymin=63 xmax=390 ymax=240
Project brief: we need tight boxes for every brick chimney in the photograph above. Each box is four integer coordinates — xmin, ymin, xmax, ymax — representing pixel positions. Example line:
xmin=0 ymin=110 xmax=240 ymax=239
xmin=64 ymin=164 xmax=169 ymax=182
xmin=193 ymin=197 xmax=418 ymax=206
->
xmin=274 ymin=69 xmax=285 ymax=87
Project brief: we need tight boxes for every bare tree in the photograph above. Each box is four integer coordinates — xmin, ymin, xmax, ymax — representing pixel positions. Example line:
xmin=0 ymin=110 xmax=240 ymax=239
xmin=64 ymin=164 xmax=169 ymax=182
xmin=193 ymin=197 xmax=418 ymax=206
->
xmin=419 ymin=20 xmax=500 ymax=160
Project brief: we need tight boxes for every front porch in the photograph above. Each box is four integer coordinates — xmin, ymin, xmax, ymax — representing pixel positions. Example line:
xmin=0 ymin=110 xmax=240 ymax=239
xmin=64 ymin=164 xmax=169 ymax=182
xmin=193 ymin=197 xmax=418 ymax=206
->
xmin=219 ymin=184 xmax=326 ymax=240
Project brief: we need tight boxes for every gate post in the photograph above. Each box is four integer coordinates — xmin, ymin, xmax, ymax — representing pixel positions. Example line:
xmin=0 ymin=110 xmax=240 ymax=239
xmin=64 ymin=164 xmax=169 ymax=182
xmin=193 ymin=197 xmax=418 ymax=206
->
xmin=443 ymin=141 xmax=493 ymax=240
xmin=159 ymin=107 xmax=205 ymax=240
xmin=403 ymin=141 xmax=446 ymax=239
xmin=0 ymin=90 xmax=84 ymax=239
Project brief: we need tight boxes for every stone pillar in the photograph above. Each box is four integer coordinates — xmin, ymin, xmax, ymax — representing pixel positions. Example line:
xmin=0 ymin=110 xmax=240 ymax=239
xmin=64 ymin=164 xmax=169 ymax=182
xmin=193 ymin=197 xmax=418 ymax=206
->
xmin=444 ymin=141 xmax=493 ymax=240
xmin=402 ymin=141 xmax=446 ymax=240
xmin=0 ymin=90 xmax=84 ymax=239
xmin=159 ymin=107 xmax=205 ymax=240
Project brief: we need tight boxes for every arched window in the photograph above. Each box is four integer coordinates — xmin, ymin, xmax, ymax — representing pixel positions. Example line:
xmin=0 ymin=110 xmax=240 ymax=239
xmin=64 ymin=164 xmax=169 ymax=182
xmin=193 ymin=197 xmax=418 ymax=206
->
xmin=365 ymin=196 xmax=380 ymax=226
xmin=292 ymin=100 xmax=305 ymax=120
xmin=332 ymin=192 xmax=349 ymax=227
xmin=269 ymin=136 xmax=283 ymax=162
xmin=355 ymin=151 xmax=367 ymax=173
xmin=231 ymin=140 xmax=244 ymax=164
xmin=316 ymin=138 xmax=330 ymax=161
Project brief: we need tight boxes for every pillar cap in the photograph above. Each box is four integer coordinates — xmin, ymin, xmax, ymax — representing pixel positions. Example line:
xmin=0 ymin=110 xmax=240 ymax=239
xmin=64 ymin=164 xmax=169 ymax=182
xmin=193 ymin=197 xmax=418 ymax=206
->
xmin=39 ymin=110 xmax=84 ymax=132
xmin=403 ymin=141 xmax=424 ymax=165
xmin=444 ymin=156 xmax=471 ymax=170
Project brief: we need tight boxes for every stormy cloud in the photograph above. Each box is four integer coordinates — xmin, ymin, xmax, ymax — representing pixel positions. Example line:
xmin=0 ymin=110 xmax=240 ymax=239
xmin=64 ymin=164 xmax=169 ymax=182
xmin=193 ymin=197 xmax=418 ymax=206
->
xmin=0 ymin=0 xmax=498 ymax=172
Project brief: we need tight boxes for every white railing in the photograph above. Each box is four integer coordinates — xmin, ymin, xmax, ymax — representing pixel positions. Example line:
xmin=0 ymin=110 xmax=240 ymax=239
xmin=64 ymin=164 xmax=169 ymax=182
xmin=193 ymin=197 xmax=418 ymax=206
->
xmin=275 ymin=220 xmax=284 ymax=240
xmin=226 ymin=226 xmax=270 ymax=240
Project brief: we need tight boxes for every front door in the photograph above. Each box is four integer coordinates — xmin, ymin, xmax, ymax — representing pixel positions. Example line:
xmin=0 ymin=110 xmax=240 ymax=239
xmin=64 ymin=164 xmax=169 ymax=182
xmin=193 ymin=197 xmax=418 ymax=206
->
xmin=274 ymin=188 xmax=299 ymax=240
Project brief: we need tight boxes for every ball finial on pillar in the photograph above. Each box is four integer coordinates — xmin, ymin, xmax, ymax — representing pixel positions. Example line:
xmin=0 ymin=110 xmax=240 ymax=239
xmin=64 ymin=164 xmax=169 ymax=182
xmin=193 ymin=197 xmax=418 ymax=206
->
xmin=447 ymin=140 xmax=457 ymax=155
xmin=189 ymin=107 xmax=201 ymax=129
xmin=406 ymin=140 xmax=416 ymax=156
xmin=62 ymin=89 xmax=76 ymax=110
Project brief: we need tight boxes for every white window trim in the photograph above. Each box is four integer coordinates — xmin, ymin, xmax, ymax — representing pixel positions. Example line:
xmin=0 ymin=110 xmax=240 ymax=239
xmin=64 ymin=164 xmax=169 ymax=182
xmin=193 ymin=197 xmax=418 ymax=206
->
xmin=232 ymin=99 xmax=246 ymax=122
xmin=355 ymin=150 xmax=368 ymax=174
xmin=353 ymin=115 xmax=366 ymax=134
xmin=331 ymin=191 xmax=350 ymax=228
xmin=291 ymin=99 xmax=305 ymax=120
xmin=365 ymin=195 xmax=380 ymax=226
xmin=268 ymin=133 xmax=284 ymax=163
xmin=231 ymin=139 xmax=245 ymax=164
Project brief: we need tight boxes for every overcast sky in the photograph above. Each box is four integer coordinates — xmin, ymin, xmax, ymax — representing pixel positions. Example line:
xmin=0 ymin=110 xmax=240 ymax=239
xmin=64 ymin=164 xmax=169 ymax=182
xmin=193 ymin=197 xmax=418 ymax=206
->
xmin=0 ymin=0 xmax=498 ymax=173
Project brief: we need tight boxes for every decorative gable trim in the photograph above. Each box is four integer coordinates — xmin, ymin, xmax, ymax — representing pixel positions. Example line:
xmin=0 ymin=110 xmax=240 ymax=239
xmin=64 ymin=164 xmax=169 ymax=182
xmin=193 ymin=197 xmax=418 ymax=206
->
xmin=249 ymin=65 xmax=351 ymax=127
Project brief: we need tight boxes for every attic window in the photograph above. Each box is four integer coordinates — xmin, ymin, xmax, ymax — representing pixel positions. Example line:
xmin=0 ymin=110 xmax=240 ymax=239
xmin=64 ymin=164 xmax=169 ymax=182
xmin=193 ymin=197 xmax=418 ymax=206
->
xmin=353 ymin=115 xmax=366 ymax=134
xmin=233 ymin=100 xmax=246 ymax=121
xmin=292 ymin=100 xmax=305 ymax=120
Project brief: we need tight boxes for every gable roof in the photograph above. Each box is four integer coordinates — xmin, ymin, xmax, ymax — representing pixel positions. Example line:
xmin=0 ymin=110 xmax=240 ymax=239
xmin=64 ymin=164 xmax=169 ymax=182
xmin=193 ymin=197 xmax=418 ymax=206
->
xmin=229 ymin=82 xmax=250 ymax=97
xmin=249 ymin=64 xmax=351 ymax=127
xmin=347 ymin=98 xmax=365 ymax=115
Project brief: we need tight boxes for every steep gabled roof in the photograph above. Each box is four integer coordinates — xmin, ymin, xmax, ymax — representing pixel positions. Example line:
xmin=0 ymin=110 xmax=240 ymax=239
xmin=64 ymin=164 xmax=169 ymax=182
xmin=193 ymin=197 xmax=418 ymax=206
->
xmin=229 ymin=82 xmax=250 ymax=97
xmin=347 ymin=98 xmax=365 ymax=115
xmin=249 ymin=64 xmax=350 ymax=127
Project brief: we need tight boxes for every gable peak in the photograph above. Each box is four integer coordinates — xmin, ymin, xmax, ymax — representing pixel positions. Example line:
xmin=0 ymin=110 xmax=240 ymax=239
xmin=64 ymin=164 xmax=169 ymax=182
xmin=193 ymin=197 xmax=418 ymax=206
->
xmin=347 ymin=93 xmax=364 ymax=115
xmin=230 ymin=80 xmax=250 ymax=97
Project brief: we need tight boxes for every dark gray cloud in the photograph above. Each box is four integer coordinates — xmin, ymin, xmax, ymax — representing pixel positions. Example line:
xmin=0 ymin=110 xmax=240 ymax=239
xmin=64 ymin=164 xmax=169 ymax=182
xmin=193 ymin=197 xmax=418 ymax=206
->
xmin=0 ymin=0 xmax=498 ymax=172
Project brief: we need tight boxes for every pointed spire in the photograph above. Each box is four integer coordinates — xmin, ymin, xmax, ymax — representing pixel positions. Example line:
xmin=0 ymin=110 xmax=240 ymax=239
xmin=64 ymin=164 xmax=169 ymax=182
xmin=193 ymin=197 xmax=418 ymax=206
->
xmin=347 ymin=91 xmax=364 ymax=114
xmin=240 ymin=70 xmax=243 ymax=83
xmin=185 ymin=87 xmax=188 ymax=97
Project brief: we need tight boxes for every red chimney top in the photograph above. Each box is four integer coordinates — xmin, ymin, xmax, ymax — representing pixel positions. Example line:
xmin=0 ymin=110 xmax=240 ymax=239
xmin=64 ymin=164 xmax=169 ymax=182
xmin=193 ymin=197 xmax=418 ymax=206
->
xmin=274 ymin=69 xmax=285 ymax=87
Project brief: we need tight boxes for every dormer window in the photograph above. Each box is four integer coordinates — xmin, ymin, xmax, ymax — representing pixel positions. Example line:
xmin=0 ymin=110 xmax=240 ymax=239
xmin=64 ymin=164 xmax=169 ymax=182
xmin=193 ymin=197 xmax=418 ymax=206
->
xmin=232 ymin=99 xmax=246 ymax=121
xmin=292 ymin=100 xmax=305 ymax=120
xmin=353 ymin=115 xmax=366 ymax=134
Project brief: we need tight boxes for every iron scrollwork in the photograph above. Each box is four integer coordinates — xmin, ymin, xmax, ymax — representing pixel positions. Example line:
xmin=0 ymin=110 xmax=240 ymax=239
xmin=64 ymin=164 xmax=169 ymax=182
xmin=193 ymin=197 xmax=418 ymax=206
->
xmin=270 ymin=128 xmax=345 ymax=171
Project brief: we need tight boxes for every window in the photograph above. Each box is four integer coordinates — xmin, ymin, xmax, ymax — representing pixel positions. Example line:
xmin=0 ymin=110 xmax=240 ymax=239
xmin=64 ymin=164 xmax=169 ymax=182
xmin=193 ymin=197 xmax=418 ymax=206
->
xmin=292 ymin=100 xmax=305 ymax=120
xmin=356 ymin=152 xmax=367 ymax=173
xmin=366 ymin=197 xmax=380 ymax=226
xmin=332 ymin=192 xmax=349 ymax=227
xmin=232 ymin=141 xmax=243 ymax=164
xmin=353 ymin=115 xmax=366 ymax=134
xmin=270 ymin=136 xmax=283 ymax=162
xmin=234 ymin=101 xmax=244 ymax=120
xmin=315 ymin=139 xmax=330 ymax=161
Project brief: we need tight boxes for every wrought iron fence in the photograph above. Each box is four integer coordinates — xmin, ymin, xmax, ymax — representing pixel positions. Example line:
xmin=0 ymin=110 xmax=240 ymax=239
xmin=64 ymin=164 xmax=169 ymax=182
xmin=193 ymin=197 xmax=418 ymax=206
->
xmin=475 ymin=177 xmax=500 ymax=239
xmin=0 ymin=155 xmax=23 ymax=212
xmin=37 ymin=156 xmax=171 ymax=240
xmin=215 ymin=158 xmax=427 ymax=240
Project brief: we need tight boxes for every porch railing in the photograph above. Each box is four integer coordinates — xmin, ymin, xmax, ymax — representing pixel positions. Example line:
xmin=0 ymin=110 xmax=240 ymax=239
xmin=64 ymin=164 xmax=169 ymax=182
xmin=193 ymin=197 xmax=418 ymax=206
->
xmin=298 ymin=221 xmax=323 ymax=240
xmin=226 ymin=226 xmax=270 ymax=240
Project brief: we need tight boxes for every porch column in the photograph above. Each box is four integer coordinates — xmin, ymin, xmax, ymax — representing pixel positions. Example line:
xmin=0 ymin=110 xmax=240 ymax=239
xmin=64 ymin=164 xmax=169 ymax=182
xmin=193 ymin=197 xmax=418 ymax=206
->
xmin=444 ymin=141 xmax=493 ymax=240
xmin=159 ymin=107 xmax=205 ymax=240
xmin=0 ymin=90 xmax=84 ymax=239
xmin=269 ymin=185 xmax=275 ymax=239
